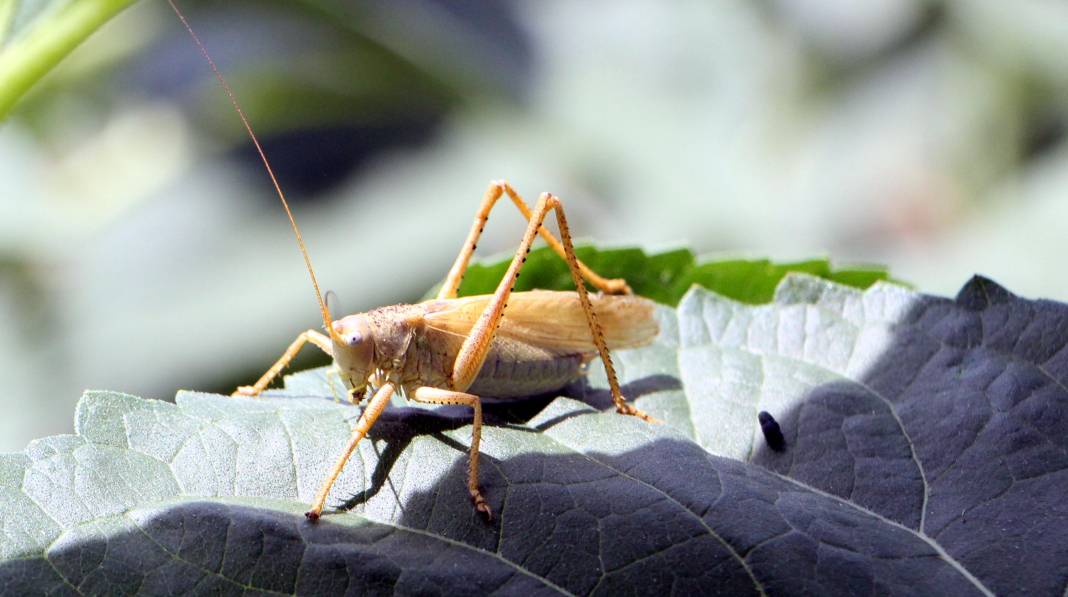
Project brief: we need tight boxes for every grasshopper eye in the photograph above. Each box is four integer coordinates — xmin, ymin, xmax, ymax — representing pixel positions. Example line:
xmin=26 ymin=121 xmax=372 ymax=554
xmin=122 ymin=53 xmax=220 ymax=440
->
xmin=333 ymin=314 xmax=375 ymax=358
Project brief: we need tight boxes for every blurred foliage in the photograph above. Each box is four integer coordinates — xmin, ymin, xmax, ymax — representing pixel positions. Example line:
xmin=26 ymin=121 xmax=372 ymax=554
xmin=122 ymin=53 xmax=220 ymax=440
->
xmin=0 ymin=0 xmax=139 ymax=117
xmin=3 ymin=0 xmax=1068 ymax=454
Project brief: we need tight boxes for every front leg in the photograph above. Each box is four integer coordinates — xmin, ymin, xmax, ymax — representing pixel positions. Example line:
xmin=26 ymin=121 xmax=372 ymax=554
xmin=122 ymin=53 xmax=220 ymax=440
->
xmin=234 ymin=329 xmax=333 ymax=396
xmin=306 ymin=381 xmax=396 ymax=520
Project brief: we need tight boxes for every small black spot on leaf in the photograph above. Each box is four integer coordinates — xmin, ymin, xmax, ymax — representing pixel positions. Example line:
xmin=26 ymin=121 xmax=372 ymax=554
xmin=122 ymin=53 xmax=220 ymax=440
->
xmin=758 ymin=411 xmax=785 ymax=452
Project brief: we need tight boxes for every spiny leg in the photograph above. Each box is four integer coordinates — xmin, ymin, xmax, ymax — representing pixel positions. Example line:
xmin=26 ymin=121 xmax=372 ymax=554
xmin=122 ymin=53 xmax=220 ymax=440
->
xmin=547 ymin=196 xmax=655 ymax=421
xmin=437 ymin=180 xmax=632 ymax=300
xmin=498 ymin=182 xmax=632 ymax=295
xmin=450 ymin=192 xmax=653 ymax=421
xmin=234 ymin=329 xmax=333 ymax=396
xmin=306 ymin=381 xmax=396 ymax=521
xmin=410 ymin=387 xmax=490 ymax=519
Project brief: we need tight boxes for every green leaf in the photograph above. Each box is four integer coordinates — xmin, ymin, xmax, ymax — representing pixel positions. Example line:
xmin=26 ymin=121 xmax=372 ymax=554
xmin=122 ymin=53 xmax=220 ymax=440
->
xmin=0 ymin=0 xmax=139 ymax=119
xmin=4 ymin=274 xmax=1065 ymax=594
xmin=427 ymin=245 xmax=893 ymax=306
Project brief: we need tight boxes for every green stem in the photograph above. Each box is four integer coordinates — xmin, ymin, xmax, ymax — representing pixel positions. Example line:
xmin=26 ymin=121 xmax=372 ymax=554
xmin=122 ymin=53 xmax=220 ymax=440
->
xmin=0 ymin=0 xmax=139 ymax=120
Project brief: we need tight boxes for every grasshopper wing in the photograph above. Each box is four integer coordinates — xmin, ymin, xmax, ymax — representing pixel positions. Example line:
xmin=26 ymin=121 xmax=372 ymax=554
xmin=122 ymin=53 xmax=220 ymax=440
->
xmin=422 ymin=290 xmax=658 ymax=354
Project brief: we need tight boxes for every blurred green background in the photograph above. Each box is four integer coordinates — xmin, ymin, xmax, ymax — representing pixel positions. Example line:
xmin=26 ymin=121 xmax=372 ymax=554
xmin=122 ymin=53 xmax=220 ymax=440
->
xmin=2 ymin=0 xmax=1068 ymax=451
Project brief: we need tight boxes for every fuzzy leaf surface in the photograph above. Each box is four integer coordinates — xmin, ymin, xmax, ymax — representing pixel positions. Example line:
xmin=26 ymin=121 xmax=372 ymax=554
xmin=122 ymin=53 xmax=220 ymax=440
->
xmin=2 ymin=276 xmax=1065 ymax=596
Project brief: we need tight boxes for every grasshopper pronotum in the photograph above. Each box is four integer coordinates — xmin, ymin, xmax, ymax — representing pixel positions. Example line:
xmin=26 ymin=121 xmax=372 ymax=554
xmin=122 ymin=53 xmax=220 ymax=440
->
xmin=170 ymin=2 xmax=657 ymax=521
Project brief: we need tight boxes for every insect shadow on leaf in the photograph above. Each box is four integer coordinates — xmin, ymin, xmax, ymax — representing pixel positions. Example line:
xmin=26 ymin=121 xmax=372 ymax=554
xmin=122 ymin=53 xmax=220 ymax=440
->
xmin=332 ymin=392 xmax=577 ymax=512
xmin=556 ymin=374 xmax=682 ymax=428
xmin=333 ymin=406 xmax=461 ymax=512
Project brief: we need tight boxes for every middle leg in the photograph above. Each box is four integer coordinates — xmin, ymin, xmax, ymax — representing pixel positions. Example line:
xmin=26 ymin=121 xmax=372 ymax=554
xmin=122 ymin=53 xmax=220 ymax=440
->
xmin=409 ymin=386 xmax=490 ymax=518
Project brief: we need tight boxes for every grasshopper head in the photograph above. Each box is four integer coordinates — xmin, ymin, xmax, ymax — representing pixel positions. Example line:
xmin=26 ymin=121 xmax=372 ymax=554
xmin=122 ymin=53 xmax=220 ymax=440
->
xmin=331 ymin=314 xmax=376 ymax=397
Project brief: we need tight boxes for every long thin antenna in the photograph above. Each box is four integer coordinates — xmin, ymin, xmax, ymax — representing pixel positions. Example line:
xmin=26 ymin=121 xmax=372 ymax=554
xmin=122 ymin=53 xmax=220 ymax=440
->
xmin=167 ymin=0 xmax=336 ymax=338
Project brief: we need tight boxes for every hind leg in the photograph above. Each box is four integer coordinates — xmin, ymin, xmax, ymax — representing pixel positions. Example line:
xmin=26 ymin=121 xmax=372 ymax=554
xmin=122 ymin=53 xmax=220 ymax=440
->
xmin=437 ymin=180 xmax=632 ymax=300
xmin=448 ymin=192 xmax=652 ymax=421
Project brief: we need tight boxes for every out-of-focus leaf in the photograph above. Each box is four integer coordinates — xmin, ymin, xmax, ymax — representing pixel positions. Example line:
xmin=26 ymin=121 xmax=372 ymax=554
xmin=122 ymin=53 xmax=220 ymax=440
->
xmin=0 ymin=0 xmax=139 ymax=118
xmin=3 ymin=274 xmax=1065 ymax=594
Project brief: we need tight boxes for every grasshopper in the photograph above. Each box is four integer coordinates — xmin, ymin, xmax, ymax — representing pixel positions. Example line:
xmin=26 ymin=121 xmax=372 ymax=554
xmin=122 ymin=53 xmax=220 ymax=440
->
xmin=169 ymin=2 xmax=657 ymax=521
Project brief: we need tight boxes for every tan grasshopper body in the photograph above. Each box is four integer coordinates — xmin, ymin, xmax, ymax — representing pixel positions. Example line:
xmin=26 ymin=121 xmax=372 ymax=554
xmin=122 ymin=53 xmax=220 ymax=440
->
xmin=169 ymin=1 xmax=656 ymax=522
xmin=334 ymin=291 xmax=656 ymax=402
